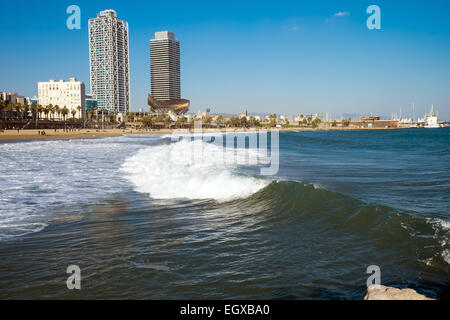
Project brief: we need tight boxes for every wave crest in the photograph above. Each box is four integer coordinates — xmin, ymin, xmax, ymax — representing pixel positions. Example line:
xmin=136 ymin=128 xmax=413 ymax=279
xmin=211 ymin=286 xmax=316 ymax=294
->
xmin=121 ymin=139 xmax=269 ymax=202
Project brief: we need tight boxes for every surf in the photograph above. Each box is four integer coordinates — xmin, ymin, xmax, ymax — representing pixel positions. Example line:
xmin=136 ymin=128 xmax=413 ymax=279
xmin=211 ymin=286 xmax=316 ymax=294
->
xmin=121 ymin=138 xmax=270 ymax=202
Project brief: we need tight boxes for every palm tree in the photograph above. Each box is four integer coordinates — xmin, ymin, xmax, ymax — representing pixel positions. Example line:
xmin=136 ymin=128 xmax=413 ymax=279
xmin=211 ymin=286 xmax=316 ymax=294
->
xmin=48 ymin=104 xmax=55 ymax=120
xmin=164 ymin=116 xmax=172 ymax=128
xmin=240 ymin=117 xmax=248 ymax=128
xmin=312 ymin=118 xmax=321 ymax=128
xmin=6 ymin=102 xmax=14 ymax=120
xmin=248 ymin=116 xmax=256 ymax=128
xmin=342 ymin=118 xmax=351 ymax=127
xmin=180 ymin=116 xmax=187 ymax=128
xmin=215 ymin=115 xmax=224 ymax=128
xmin=62 ymin=106 xmax=69 ymax=122
xmin=44 ymin=105 xmax=50 ymax=120
xmin=22 ymin=102 xmax=30 ymax=119
xmin=141 ymin=116 xmax=154 ymax=128
xmin=270 ymin=115 xmax=277 ymax=128
xmin=14 ymin=103 xmax=22 ymax=120
xmin=230 ymin=117 xmax=240 ymax=128
xmin=54 ymin=105 xmax=61 ymax=121
xmin=31 ymin=103 xmax=39 ymax=126
xmin=87 ymin=109 xmax=94 ymax=121
xmin=77 ymin=106 xmax=82 ymax=119
xmin=205 ymin=116 xmax=212 ymax=128
xmin=37 ymin=105 xmax=43 ymax=121
xmin=71 ymin=109 xmax=77 ymax=120
xmin=0 ymin=96 xmax=5 ymax=121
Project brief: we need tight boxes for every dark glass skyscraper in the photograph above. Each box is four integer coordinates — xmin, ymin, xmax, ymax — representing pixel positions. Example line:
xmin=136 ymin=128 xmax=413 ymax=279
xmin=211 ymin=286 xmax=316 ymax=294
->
xmin=150 ymin=31 xmax=181 ymax=102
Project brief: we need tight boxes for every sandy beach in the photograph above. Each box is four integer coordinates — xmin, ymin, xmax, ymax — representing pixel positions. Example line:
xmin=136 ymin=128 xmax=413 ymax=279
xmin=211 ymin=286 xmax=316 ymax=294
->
xmin=0 ymin=126 xmax=402 ymax=141
xmin=0 ymin=129 xmax=172 ymax=141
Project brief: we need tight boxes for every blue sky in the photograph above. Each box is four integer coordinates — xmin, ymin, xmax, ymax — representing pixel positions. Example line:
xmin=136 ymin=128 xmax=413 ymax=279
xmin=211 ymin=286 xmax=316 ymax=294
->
xmin=1 ymin=0 xmax=449 ymax=119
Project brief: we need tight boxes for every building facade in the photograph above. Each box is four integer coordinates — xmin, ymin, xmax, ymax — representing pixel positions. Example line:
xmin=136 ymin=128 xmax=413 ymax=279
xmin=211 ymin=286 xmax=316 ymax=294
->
xmin=150 ymin=31 xmax=181 ymax=101
xmin=85 ymin=94 xmax=98 ymax=111
xmin=30 ymin=96 xmax=39 ymax=106
xmin=38 ymin=78 xmax=86 ymax=118
xmin=1 ymin=92 xmax=27 ymax=105
xmin=89 ymin=9 xmax=130 ymax=115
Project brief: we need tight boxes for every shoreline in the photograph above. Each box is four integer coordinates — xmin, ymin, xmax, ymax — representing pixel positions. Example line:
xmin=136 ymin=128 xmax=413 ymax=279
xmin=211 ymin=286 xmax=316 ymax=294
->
xmin=0 ymin=126 xmax=411 ymax=142
xmin=0 ymin=129 xmax=169 ymax=142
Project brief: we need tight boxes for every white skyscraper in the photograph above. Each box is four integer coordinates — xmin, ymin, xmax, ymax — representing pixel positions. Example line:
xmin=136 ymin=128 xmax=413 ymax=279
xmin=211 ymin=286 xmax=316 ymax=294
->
xmin=89 ymin=9 xmax=130 ymax=114
xmin=150 ymin=31 xmax=181 ymax=101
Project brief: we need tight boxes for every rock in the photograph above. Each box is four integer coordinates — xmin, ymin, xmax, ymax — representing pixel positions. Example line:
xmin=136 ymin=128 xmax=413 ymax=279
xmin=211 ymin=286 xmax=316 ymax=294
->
xmin=364 ymin=285 xmax=435 ymax=300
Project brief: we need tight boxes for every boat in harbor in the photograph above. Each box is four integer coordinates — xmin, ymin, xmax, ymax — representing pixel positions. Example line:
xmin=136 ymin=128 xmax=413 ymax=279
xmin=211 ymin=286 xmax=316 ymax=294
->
xmin=421 ymin=105 xmax=440 ymax=128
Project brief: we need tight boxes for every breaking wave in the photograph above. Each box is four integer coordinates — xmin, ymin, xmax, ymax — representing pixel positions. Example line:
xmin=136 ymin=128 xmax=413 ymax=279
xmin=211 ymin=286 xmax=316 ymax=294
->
xmin=121 ymin=139 xmax=270 ymax=202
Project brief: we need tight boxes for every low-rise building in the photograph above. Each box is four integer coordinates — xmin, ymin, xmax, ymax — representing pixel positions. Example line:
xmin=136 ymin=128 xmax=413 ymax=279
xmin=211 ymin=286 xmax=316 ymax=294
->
xmin=38 ymin=78 xmax=86 ymax=119
xmin=30 ymin=96 xmax=39 ymax=105
xmin=239 ymin=111 xmax=248 ymax=119
xmin=0 ymin=92 xmax=26 ymax=105
xmin=85 ymin=94 xmax=98 ymax=112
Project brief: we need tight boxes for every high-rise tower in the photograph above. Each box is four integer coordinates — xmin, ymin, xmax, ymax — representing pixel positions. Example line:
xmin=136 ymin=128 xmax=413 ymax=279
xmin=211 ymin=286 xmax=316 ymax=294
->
xmin=150 ymin=31 xmax=181 ymax=101
xmin=89 ymin=9 xmax=130 ymax=114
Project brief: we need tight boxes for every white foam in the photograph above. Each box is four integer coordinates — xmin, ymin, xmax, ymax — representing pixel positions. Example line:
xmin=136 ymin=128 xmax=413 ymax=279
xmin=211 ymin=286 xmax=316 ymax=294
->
xmin=0 ymin=136 xmax=146 ymax=240
xmin=121 ymin=139 xmax=269 ymax=202
xmin=427 ymin=218 xmax=450 ymax=265
xmin=443 ymin=250 xmax=450 ymax=265
xmin=130 ymin=261 xmax=171 ymax=272
xmin=438 ymin=219 xmax=450 ymax=230
xmin=313 ymin=183 xmax=325 ymax=190
xmin=439 ymin=220 xmax=450 ymax=265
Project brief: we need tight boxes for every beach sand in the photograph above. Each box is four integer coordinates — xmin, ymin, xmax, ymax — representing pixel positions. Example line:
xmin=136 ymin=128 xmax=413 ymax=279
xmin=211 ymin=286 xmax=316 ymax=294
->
xmin=0 ymin=129 xmax=171 ymax=141
xmin=0 ymin=126 xmax=399 ymax=141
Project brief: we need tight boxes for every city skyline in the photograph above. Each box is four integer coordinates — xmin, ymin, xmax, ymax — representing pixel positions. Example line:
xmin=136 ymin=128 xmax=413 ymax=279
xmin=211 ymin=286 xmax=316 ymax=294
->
xmin=0 ymin=0 xmax=449 ymax=120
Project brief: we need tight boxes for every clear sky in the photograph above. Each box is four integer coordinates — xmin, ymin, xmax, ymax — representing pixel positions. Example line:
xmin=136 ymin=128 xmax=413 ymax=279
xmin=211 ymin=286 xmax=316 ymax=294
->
xmin=1 ymin=0 xmax=449 ymax=120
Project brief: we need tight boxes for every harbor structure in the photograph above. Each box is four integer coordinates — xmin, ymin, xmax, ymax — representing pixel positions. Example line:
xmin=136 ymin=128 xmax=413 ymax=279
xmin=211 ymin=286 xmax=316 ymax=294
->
xmin=423 ymin=105 xmax=439 ymax=128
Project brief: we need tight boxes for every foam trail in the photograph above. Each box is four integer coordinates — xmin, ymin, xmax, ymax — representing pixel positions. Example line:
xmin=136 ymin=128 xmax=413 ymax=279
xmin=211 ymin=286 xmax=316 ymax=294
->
xmin=443 ymin=250 xmax=450 ymax=265
xmin=121 ymin=139 xmax=269 ymax=202
xmin=428 ymin=218 xmax=450 ymax=265
xmin=0 ymin=136 xmax=143 ymax=240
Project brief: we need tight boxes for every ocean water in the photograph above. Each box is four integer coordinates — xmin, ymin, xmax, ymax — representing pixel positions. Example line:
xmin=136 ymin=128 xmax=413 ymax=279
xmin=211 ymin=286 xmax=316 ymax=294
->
xmin=0 ymin=128 xmax=448 ymax=299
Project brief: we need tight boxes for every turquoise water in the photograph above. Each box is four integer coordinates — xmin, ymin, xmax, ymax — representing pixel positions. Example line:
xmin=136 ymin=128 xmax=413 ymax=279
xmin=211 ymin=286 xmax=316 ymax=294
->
xmin=0 ymin=128 xmax=448 ymax=299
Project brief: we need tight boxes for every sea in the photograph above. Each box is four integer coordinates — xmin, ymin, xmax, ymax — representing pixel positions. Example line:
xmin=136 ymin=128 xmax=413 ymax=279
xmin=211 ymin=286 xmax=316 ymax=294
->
xmin=0 ymin=128 xmax=448 ymax=299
